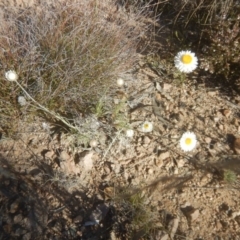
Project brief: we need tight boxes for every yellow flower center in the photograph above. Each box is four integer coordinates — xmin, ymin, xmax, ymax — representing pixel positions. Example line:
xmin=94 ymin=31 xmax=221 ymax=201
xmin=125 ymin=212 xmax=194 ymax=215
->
xmin=185 ymin=138 xmax=192 ymax=145
xmin=181 ymin=54 xmax=192 ymax=64
xmin=144 ymin=124 xmax=149 ymax=129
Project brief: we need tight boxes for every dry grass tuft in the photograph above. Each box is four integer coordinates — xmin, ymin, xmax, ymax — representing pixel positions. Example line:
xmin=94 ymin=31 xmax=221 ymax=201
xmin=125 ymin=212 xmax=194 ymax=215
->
xmin=0 ymin=0 xmax=149 ymax=136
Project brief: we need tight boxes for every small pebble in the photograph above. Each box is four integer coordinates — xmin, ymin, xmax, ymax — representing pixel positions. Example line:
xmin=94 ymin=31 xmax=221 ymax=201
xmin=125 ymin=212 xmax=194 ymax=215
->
xmin=222 ymin=109 xmax=231 ymax=118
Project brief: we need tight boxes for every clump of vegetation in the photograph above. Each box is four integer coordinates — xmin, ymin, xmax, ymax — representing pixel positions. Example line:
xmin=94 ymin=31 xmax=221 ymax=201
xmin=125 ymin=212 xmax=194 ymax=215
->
xmin=112 ymin=185 xmax=160 ymax=239
xmin=0 ymin=0 xmax=148 ymax=137
xmin=223 ymin=169 xmax=237 ymax=184
xmin=143 ymin=0 xmax=240 ymax=91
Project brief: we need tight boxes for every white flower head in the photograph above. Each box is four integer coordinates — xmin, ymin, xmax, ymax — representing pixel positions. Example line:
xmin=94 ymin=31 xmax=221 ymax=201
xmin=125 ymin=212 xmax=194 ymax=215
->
xmin=90 ymin=139 xmax=98 ymax=147
xmin=5 ymin=70 xmax=18 ymax=81
xmin=180 ymin=131 xmax=197 ymax=152
xmin=42 ymin=122 xmax=50 ymax=131
xmin=18 ymin=96 xmax=27 ymax=106
xmin=117 ymin=78 xmax=124 ymax=86
xmin=141 ymin=121 xmax=153 ymax=133
xmin=126 ymin=129 xmax=134 ymax=138
xmin=174 ymin=50 xmax=198 ymax=73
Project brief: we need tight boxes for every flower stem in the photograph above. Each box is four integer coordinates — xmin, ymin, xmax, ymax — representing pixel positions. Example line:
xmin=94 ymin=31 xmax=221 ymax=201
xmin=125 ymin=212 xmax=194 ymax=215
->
xmin=15 ymin=80 xmax=80 ymax=132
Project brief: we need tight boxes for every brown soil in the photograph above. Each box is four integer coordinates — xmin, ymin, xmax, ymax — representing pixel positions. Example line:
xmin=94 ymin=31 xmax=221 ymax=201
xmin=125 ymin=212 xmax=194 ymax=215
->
xmin=1 ymin=58 xmax=240 ymax=239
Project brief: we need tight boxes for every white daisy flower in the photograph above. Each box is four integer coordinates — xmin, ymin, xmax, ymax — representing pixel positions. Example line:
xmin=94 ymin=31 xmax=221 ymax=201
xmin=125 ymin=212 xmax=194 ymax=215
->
xmin=141 ymin=121 xmax=153 ymax=133
xmin=5 ymin=70 xmax=18 ymax=81
xmin=117 ymin=78 xmax=124 ymax=86
xmin=126 ymin=129 xmax=134 ymax=138
xmin=18 ymin=96 xmax=27 ymax=106
xmin=174 ymin=50 xmax=198 ymax=73
xmin=89 ymin=139 xmax=98 ymax=147
xmin=180 ymin=131 xmax=197 ymax=152
xmin=42 ymin=122 xmax=50 ymax=131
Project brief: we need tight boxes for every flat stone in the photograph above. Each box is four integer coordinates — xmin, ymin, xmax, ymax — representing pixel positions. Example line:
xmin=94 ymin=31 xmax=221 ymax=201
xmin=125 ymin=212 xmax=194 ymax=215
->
xmin=222 ymin=109 xmax=231 ymax=117
xmin=159 ymin=152 xmax=170 ymax=161
xmin=208 ymin=91 xmax=217 ymax=96
xmin=163 ymin=83 xmax=172 ymax=91
xmin=189 ymin=209 xmax=200 ymax=222
xmin=205 ymin=137 xmax=212 ymax=144
xmin=177 ymin=159 xmax=186 ymax=168
xmin=143 ymin=136 xmax=151 ymax=145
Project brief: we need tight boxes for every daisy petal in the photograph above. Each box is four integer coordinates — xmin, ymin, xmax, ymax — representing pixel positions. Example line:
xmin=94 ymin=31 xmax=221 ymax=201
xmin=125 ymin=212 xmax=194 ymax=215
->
xmin=180 ymin=131 xmax=197 ymax=152
xmin=174 ymin=50 xmax=198 ymax=73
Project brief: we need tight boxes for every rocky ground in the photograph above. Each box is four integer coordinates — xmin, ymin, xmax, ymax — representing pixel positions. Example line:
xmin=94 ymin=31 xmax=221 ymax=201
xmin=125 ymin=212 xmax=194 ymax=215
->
xmin=1 ymin=56 xmax=240 ymax=240
xmin=1 ymin=0 xmax=240 ymax=239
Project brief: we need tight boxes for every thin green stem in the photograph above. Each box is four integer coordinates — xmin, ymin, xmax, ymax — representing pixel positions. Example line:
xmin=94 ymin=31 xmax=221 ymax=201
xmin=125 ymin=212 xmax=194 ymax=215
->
xmin=15 ymin=80 xmax=80 ymax=132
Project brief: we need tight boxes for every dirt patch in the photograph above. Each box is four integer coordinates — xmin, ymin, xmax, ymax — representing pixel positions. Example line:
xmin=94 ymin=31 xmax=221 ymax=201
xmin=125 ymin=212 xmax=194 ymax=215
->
xmin=1 ymin=57 xmax=240 ymax=239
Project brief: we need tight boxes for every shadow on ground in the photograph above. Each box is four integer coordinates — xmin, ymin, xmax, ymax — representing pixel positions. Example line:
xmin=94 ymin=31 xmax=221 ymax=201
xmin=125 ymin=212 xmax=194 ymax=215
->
xmin=0 ymin=153 xmax=113 ymax=240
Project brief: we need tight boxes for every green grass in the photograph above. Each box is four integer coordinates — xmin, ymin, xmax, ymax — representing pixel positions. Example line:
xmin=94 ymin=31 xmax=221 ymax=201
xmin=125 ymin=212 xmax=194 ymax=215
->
xmin=223 ymin=169 xmax=237 ymax=184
